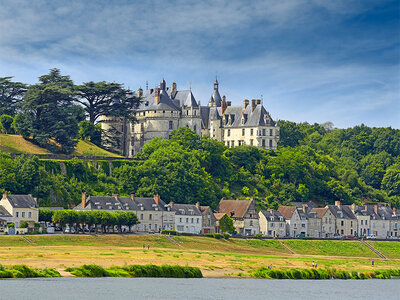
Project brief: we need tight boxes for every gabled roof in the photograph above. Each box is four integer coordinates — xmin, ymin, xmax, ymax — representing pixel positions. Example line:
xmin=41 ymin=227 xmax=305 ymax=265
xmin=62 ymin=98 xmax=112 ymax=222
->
xmin=5 ymin=195 xmax=38 ymax=209
xmin=213 ymin=213 xmax=226 ymax=220
xmin=171 ymin=90 xmax=199 ymax=108
xmin=0 ymin=206 xmax=12 ymax=218
xmin=199 ymin=206 xmax=211 ymax=215
xmin=310 ymin=207 xmax=329 ymax=219
xmin=328 ymin=205 xmax=356 ymax=219
xmin=173 ymin=204 xmax=202 ymax=216
xmin=137 ymin=89 xmax=180 ymax=111
xmin=260 ymin=209 xmax=285 ymax=222
xmin=277 ymin=206 xmax=297 ymax=219
xmin=216 ymin=199 xmax=253 ymax=218
xmin=220 ymin=104 xmax=276 ymax=128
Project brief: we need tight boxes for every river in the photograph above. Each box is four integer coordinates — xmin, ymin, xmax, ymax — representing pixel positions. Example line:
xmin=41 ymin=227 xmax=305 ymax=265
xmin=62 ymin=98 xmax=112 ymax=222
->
xmin=0 ymin=277 xmax=397 ymax=300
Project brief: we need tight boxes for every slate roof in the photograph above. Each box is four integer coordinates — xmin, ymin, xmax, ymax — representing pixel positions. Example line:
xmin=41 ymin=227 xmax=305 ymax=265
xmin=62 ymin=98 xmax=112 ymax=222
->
xmin=216 ymin=199 xmax=252 ymax=219
xmin=173 ymin=204 xmax=202 ymax=216
xmin=277 ymin=206 xmax=297 ymax=219
xmin=5 ymin=195 xmax=38 ymax=208
xmin=328 ymin=205 xmax=356 ymax=219
xmin=200 ymin=106 xmax=210 ymax=129
xmin=199 ymin=206 xmax=211 ymax=215
xmin=0 ymin=206 xmax=12 ymax=218
xmin=260 ymin=209 xmax=285 ymax=222
xmin=291 ymin=202 xmax=317 ymax=211
xmin=352 ymin=205 xmax=395 ymax=220
xmin=137 ymin=88 xmax=180 ymax=112
xmin=170 ymin=90 xmax=199 ymax=108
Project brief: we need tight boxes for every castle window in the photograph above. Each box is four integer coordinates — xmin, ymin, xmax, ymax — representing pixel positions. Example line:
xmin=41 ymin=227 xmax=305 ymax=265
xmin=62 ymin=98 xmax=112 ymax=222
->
xmin=270 ymin=129 xmax=273 ymax=136
xmin=262 ymin=139 xmax=265 ymax=147
xmin=227 ymin=129 xmax=230 ymax=137
xmin=269 ymin=139 xmax=273 ymax=148
xmin=154 ymin=110 xmax=156 ymax=113
xmin=242 ymin=128 xmax=245 ymax=136
xmin=163 ymin=110 xmax=165 ymax=113
xmin=250 ymin=139 xmax=253 ymax=146
xmin=194 ymin=125 xmax=197 ymax=132
xmin=194 ymin=110 xmax=196 ymax=116
xmin=187 ymin=110 xmax=189 ymax=115
xmin=250 ymin=129 xmax=253 ymax=136
xmin=169 ymin=121 xmax=173 ymax=130
xmin=231 ymin=140 xmax=234 ymax=147
xmin=262 ymin=129 xmax=266 ymax=136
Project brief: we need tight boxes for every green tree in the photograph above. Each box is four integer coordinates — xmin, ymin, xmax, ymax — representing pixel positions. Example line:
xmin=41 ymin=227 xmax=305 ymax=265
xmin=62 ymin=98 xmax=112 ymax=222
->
xmin=219 ymin=214 xmax=235 ymax=234
xmin=78 ymin=120 xmax=102 ymax=145
xmin=20 ymin=69 xmax=85 ymax=153
xmin=39 ymin=208 xmax=53 ymax=223
xmin=0 ymin=114 xmax=14 ymax=134
xmin=0 ymin=77 xmax=27 ymax=116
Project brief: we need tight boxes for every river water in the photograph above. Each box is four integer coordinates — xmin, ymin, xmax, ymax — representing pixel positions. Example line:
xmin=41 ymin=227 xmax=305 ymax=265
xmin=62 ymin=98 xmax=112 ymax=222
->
xmin=0 ymin=277 xmax=397 ymax=300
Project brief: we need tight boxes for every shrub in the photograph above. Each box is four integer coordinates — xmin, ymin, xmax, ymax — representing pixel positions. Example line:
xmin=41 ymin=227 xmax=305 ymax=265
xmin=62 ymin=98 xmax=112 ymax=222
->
xmin=8 ymin=223 xmax=15 ymax=228
xmin=204 ymin=233 xmax=214 ymax=238
xmin=255 ymin=233 xmax=263 ymax=239
xmin=66 ymin=264 xmax=108 ymax=277
xmin=180 ymin=232 xmax=194 ymax=236
xmin=12 ymin=265 xmax=40 ymax=277
xmin=223 ymin=233 xmax=230 ymax=239
xmin=19 ymin=221 xmax=29 ymax=228
xmin=161 ymin=230 xmax=177 ymax=235
xmin=213 ymin=233 xmax=223 ymax=239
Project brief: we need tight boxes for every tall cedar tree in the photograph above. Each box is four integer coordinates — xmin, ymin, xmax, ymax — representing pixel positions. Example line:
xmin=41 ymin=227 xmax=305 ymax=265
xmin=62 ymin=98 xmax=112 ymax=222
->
xmin=18 ymin=69 xmax=84 ymax=153
xmin=0 ymin=76 xmax=27 ymax=116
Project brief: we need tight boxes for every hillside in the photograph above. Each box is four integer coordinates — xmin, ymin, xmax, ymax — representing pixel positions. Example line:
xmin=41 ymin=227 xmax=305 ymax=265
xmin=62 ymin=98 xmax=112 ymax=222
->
xmin=0 ymin=235 xmax=399 ymax=277
xmin=0 ymin=134 xmax=121 ymax=157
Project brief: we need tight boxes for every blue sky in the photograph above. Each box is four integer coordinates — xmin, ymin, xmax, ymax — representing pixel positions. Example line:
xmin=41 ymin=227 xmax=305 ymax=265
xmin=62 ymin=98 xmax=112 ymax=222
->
xmin=0 ymin=0 xmax=399 ymax=128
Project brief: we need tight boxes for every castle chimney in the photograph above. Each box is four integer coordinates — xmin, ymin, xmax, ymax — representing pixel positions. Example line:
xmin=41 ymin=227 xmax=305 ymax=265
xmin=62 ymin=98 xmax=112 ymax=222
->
xmin=226 ymin=101 xmax=231 ymax=106
xmin=195 ymin=202 xmax=200 ymax=209
xmin=172 ymin=82 xmax=177 ymax=93
xmin=154 ymin=194 xmax=160 ymax=205
xmin=374 ymin=204 xmax=378 ymax=215
xmin=154 ymin=88 xmax=160 ymax=105
xmin=130 ymin=193 xmax=135 ymax=201
xmin=251 ymin=99 xmax=256 ymax=112
xmin=221 ymin=96 xmax=227 ymax=114
xmin=81 ymin=192 xmax=86 ymax=208
xmin=243 ymin=99 xmax=249 ymax=109
xmin=256 ymin=99 xmax=261 ymax=105
xmin=137 ymin=88 xmax=143 ymax=97
xmin=335 ymin=200 xmax=341 ymax=208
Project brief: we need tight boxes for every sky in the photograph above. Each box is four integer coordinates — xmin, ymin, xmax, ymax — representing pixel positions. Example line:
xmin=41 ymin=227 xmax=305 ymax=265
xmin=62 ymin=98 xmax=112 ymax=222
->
xmin=0 ymin=0 xmax=399 ymax=128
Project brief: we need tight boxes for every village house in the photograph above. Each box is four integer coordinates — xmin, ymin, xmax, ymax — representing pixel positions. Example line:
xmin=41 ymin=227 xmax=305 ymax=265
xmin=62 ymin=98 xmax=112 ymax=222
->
xmin=367 ymin=205 xmax=393 ymax=239
xmin=310 ymin=207 xmax=336 ymax=238
xmin=328 ymin=201 xmax=357 ymax=237
xmin=351 ymin=204 xmax=371 ymax=237
xmin=307 ymin=210 xmax=322 ymax=238
xmin=258 ymin=209 xmax=286 ymax=237
xmin=0 ymin=193 xmax=39 ymax=228
xmin=0 ymin=205 xmax=12 ymax=228
xmin=198 ymin=204 xmax=217 ymax=234
xmin=172 ymin=203 xmax=202 ymax=234
xmin=216 ymin=198 xmax=259 ymax=236
xmin=278 ymin=206 xmax=308 ymax=237
xmin=75 ymin=193 xmax=174 ymax=232
xmin=389 ymin=207 xmax=399 ymax=238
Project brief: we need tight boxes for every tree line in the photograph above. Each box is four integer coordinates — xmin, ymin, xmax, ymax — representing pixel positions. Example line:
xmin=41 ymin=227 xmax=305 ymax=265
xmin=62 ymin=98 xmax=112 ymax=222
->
xmin=39 ymin=208 xmax=138 ymax=233
xmin=0 ymin=70 xmax=140 ymax=153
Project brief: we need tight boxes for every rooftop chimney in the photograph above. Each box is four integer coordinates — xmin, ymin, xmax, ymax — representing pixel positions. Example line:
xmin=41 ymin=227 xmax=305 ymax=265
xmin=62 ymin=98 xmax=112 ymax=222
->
xmin=393 ymin=207 xmax=397 ymax=216
xmin=169 ymin=201 xmax=174 ymax=208
xmin=154 ymin=88 xmax=160 ymax=105
xmin=374 ymin=204 xmax=378 ymax=215
xmin=137 ymin=88 xmax=143 ymax=98
xmin=81 ymin=192 xmax=87 ymax=208
xmin=251 ymin=99 xmax=256 ymax=112
xmin=302 ymin=204 xmax=307 ymax=213
xmin=335 ymin=200 xmax=341 ymax=208
xmin=130 ymin=193 xmax=135 ymax=201
xmin=195 ymin=202 xmax=200 ymax=209
xmin=2 ymin=192 xmax=7 ymax=200
xmin=351 ymin=203 xmax=356 ymax=213
xmin=221 ymin=95 xmax=227 ymax=114
xmin=113 ymin=194 xmax=119 ymax=200
xmin=226 ymin=101 xmax=231 ymax=106
xmin=33 ymin=197 xmax=38 ymax=204
xmin=256 ymin=99 xmax=261 ymax=105
xmin=154 ymin=194 xmax=160 ymax=205
xmin=243 ymin=99 xmax=249 ymax=109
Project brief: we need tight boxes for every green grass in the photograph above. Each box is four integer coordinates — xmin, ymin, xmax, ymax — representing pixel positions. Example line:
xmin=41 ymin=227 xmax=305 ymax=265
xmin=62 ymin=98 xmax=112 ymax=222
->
xmin=368 ymin=241 xmax=400 ymax=259
xmin=0 ymin=134 xmax=121 ymax=157
xmin=283 ymin=240 xmax=378 ymax=258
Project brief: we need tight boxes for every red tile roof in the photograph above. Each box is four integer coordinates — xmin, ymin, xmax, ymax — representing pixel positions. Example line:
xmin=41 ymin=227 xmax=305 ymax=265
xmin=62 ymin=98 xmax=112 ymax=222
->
xmin=216 ymin=199 xmax=252 ymax=218
xmin=277 ymin=206 xmax=297 ymax=219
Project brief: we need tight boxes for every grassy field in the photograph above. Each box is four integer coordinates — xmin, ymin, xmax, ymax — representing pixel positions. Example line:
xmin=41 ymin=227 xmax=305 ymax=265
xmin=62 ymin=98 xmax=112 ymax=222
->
xmin=283 ymin=239 xmax=378 ymax=258
xmin=368 ymin=241 xmax=400 ymax=259
xmin=0 ymin=134 xmax=121 ymax=157
xmin=0 ymin=235 xmax=398 ymax=277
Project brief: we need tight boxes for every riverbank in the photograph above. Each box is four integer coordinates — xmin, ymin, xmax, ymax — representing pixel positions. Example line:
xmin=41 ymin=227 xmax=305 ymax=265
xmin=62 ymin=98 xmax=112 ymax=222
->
xmin=0 ymin=235 xmax=399 ymax=278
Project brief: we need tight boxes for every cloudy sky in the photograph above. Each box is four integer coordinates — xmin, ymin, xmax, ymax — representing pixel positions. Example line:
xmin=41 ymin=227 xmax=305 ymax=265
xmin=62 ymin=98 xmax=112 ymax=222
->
xmin=0 ymin=0 xmax=399 ymax=128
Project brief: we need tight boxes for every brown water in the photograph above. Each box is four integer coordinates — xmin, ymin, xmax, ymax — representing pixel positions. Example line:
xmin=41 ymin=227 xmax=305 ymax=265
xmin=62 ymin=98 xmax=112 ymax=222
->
xmin=0 ymin=277 xmax=398 ymax=300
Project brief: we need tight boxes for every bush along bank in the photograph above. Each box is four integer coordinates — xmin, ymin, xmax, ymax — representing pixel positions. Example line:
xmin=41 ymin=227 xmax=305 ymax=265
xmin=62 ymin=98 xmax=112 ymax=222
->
xmin=65 ymin=264 xmax=203 ymax=278
xmin=250 ymin=267 xmax=400 ymax=279
xmin=0 ymin=264 xmax=61 ymax=278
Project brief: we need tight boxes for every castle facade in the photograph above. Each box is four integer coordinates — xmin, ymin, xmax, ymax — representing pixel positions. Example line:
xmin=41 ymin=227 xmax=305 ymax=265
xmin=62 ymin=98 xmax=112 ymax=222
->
xmin=101 ymin=79 xmax=279 ymax=156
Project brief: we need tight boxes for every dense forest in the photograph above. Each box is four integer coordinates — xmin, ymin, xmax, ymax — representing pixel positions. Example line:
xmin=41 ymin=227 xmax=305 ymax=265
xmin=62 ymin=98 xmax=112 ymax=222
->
xmin=1 ymin=123 xmax=399 ymax=209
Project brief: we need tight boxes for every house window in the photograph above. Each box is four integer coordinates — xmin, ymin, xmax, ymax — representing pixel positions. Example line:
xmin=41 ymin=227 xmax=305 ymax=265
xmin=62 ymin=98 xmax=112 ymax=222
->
xmin=149 ymin=214 xmax=152 ymax=220
xmin=16 ymin=212 xmax=19 ymax=218
xmin=262 ymin=129 xmax=266 ymax=136
xmin=271 ymin=223 xmax=274 ymax=227
xmin=169 ymin=121 xmax=173 ymax=130
xmin=170 ymin=215 xmax=173 ymax=222
xmin=155 ymin=224 xmax=158 ymax=231
xmin=250 ymin=129 xmax=253 ymax=136
xmin=351 ymin=221 xmax=353 ymax=226
xmin=250 ymin=139 xmax=253 ymax=146
xmin=302 ymin=224 xmax=305 ymax=228
xmin=361 ymin=220 xmax=363 ymax=225
xmin=140 ymin=214 xmax=144 ymax=220
xmin=227 ymin=129 xmax=230 ymax=137
xmin=22 ymin=212 xmax=25 ymax=218
xmin=191 ymin=218 xmax=194 ymax=223
xmin=186 ymin=218 xmax=189 ymax=223
xmin=250 ymin=221 xmax=253 ymax=226
xmin=149 ymin=224 xmax=152 ymax=230
xmin=179 ymin=218 xmax=182 ymax=223
xmin=242 ymin=129 xmax=245 ymax=136
xmin=28 ymin=212 xmax=32 ymax=218
xmin=155 ymin=214 xmax=158 ymax=221
xmin=194 ymin=125 xmax=197 ymax=132
xmin=197 ymin=218 xmax=199 ymax=223
xmin=365 ymin=220 xmax=368 ymax=225
xmin=341 ymin=221 xmax=344 ymax=226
